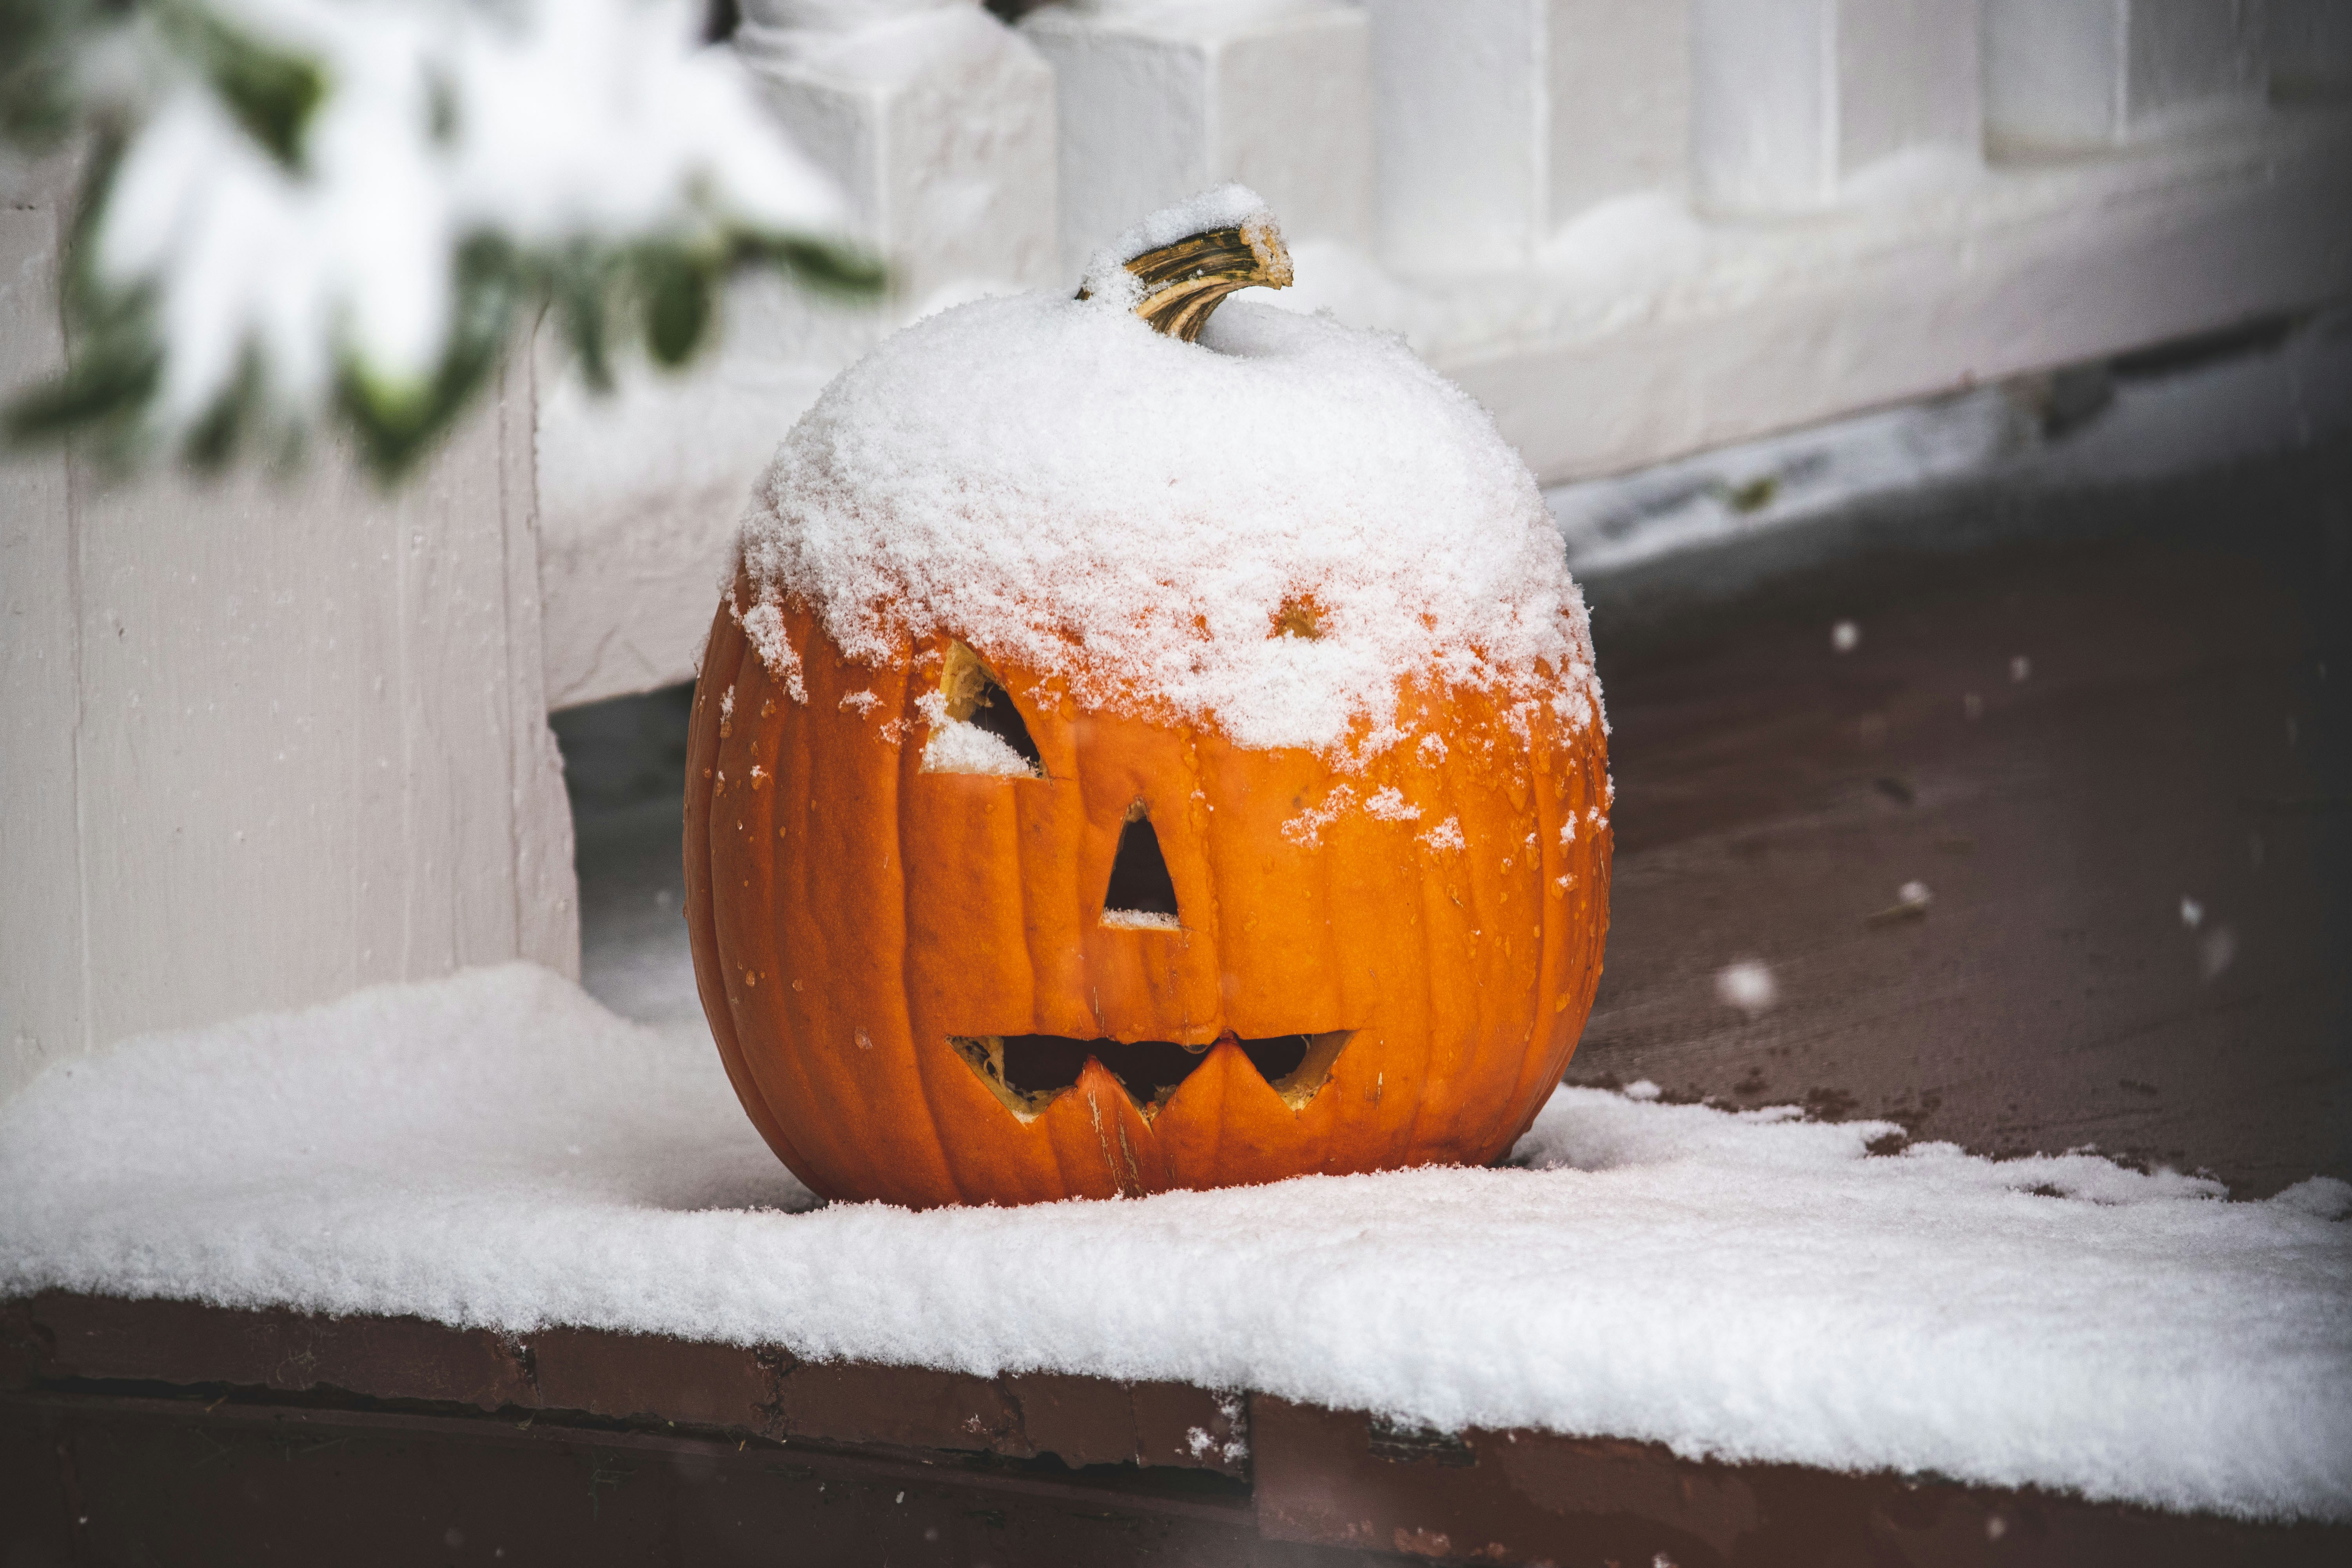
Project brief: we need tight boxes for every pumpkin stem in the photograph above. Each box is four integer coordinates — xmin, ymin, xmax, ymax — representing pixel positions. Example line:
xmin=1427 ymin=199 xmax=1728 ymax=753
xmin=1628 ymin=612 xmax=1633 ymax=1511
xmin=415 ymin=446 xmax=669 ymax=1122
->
xmin=1085 ymin=212 xmax=1294 ymax=342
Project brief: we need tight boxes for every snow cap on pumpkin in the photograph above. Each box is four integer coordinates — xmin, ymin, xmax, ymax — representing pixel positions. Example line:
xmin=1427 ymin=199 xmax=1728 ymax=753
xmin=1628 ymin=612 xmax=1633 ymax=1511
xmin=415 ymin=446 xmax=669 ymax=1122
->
xmin=737 ymin=190 xmax=1599 ymax=755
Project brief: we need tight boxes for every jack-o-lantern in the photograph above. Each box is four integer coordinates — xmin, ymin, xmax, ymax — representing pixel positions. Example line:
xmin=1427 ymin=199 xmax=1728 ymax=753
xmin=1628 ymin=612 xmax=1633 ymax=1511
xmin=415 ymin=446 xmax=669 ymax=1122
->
xmin=686 ymin=191 xmax=1611 ymax=1208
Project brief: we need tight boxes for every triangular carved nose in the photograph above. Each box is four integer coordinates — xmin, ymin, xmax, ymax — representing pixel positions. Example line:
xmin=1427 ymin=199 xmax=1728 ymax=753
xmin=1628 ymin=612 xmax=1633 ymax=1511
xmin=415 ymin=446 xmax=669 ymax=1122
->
xmin=1102 ymin=808 xmax=1179 ymax=927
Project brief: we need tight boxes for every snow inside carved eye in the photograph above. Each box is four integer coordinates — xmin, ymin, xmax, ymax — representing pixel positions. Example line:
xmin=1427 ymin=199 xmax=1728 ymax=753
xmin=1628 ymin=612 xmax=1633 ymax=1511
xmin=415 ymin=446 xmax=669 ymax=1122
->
xmin=920 ymin=642 xmax=1043 ymax=777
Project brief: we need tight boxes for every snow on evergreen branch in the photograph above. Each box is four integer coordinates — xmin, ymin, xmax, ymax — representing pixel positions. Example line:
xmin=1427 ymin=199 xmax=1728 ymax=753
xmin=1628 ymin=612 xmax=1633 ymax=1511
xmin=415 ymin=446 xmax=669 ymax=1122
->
xmin=4 ymin=0 xmax=877 ymax=476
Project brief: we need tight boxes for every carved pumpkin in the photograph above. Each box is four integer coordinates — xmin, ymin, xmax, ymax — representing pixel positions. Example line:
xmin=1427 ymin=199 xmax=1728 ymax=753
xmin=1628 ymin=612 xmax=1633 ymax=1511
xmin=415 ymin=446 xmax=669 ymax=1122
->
xmin=686 ymin=193 xmax=1611 ymax=1208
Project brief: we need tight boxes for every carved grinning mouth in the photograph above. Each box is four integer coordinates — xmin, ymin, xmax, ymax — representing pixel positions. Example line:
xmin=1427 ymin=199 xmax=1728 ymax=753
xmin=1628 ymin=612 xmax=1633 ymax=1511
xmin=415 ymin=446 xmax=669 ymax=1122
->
xmin=950 ymin=1029 xmax=1353 ymax=1121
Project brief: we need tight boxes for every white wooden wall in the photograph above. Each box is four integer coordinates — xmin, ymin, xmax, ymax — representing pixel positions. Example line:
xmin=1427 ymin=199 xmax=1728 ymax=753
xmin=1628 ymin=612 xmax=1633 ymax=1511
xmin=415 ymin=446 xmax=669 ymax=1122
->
xmin=1 ymin=152 xmax=577 ymax=1102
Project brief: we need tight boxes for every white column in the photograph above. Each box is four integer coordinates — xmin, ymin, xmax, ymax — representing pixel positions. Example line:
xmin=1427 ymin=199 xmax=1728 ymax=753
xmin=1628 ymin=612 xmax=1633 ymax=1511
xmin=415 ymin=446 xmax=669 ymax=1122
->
xmin=1986 ymin=0 xmax=2271 ymax=151
xmin=1693 ymin=0 xmax=1982 ymax=214
xmin=0 ymin=151 xmax=577 ymax=1103
xmin=734 ymin=0 xmax=1060 ymax=310
xmin=1021 ymin=0 xmax=1372 ymax=279
xmin=1366 ymin=0 xmax=1690 ymax=270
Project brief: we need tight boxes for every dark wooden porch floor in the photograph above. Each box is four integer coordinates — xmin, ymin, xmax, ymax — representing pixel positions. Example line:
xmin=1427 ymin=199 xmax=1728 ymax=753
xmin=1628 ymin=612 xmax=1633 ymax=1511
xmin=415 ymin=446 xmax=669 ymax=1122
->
xmin=1573 ymin=448 xmax=2350 ymax=1196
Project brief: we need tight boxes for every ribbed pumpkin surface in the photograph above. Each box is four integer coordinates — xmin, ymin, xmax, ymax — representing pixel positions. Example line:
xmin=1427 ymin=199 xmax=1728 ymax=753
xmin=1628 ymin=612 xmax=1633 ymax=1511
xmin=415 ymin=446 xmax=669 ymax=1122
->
xmin=685 ymin=590 xmax=1612 ymax=1208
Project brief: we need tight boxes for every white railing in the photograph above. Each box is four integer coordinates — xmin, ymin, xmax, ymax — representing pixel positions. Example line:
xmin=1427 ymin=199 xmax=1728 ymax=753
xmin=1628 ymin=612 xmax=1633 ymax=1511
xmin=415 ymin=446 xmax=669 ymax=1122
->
xmin=539 ymin=0 xmax=2350 ymax=710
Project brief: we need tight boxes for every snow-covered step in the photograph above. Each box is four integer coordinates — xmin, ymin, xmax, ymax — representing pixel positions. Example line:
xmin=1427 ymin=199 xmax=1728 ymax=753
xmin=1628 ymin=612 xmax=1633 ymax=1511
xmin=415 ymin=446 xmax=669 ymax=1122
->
xmin=4 ymin=964 xmax=2344 ymax=1521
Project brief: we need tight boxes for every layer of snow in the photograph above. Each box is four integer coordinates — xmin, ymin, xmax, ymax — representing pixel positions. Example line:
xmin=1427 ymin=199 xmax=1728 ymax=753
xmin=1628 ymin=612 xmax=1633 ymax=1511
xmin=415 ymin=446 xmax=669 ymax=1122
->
xmin=1098 ymin=909 xmax=1181 ymax=931
xmin=1544 ymin=383 xmax=2025 ymax=577
xmin=89 ymin=0 xmax=843 ymax=438
xmin=1541 ymin=299 xmax=2352 ymax=580
xmin=739 ymin=288 xmax=1596 ymax=755
xmin=5 ymin=964 xmax=2345 ymax=1521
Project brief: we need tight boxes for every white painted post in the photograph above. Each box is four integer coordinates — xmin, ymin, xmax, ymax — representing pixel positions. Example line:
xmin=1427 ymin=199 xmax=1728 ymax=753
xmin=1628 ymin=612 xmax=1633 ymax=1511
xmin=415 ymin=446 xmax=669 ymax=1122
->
xmin=1364 ymin=0 xmax=1691 ymax=270
xmin=2272 ymin=0 xmax=2352 ymax=96
xmin=1692 ymin=0 xmax=1982 ymax=214
xmin=1985 ymin=0 xmax=2270 ymax=151
xmin=0 ymin=151 xmax=577 ymax=1102
xmin=733 ymin=0 xmax=1060 ymax=312
xmin=1021 ymin=0 xmax=1373 ymax=279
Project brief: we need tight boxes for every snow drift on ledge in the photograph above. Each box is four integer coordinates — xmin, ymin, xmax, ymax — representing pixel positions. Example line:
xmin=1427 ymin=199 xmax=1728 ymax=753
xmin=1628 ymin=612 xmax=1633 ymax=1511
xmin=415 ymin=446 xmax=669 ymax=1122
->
xmin=3 ymin=964 xmax=2346 ymax=1523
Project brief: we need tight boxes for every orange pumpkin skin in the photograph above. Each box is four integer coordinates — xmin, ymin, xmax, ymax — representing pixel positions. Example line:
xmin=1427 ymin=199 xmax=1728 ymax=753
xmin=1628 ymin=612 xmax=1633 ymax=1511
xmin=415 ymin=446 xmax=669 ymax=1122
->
xmin=685 ymin=586 xmax=1612 ymax=1209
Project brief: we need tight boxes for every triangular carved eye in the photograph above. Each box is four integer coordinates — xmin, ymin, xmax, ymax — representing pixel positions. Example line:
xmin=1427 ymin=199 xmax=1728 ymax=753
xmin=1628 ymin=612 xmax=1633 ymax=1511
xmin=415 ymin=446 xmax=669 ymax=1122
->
xmin=1102 ymin=804 xmax=1179 ymax=929
xmin=927 ymin=641 xmax=1042 ymax=776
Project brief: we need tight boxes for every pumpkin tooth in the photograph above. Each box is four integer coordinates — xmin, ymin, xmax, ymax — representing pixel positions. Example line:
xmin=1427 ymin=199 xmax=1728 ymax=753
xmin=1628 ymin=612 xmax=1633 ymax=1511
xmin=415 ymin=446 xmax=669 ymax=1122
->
xmin=1038 ymin=1060 xmax=1167 ymax=1199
